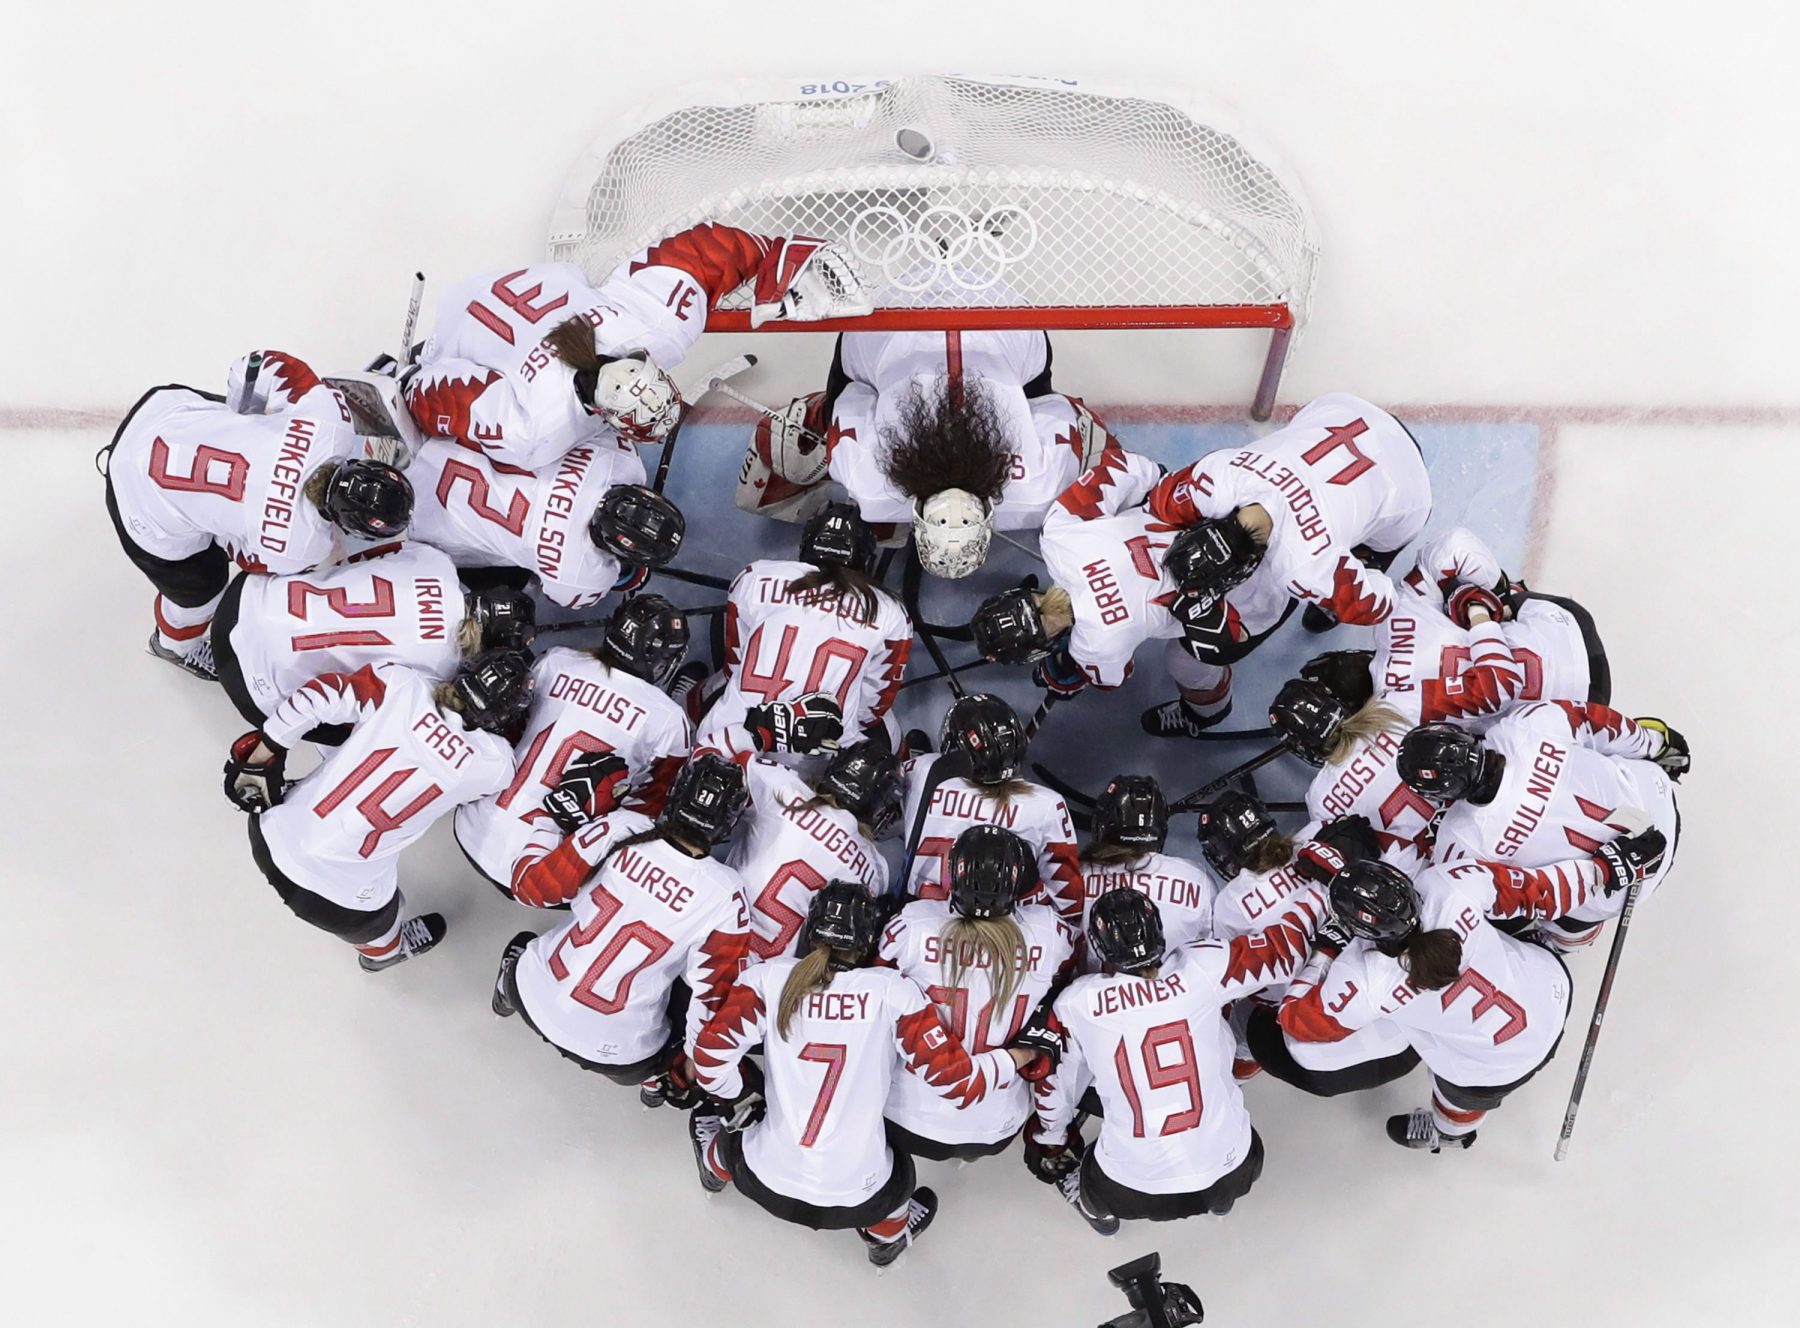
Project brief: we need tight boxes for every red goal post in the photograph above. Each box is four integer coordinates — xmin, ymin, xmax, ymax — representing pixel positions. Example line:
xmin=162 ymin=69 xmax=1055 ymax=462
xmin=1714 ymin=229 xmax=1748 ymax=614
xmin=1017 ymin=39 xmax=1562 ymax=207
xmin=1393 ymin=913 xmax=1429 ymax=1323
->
xmin=549 ymin=75 xmax=1319 ymax=421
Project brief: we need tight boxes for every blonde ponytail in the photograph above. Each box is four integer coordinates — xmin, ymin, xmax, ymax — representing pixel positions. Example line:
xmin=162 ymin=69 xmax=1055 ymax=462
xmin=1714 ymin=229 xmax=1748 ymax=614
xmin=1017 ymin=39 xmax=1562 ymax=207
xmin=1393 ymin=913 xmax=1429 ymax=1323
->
xmin=939 ymin=915 xmax=1028 ymax=1013
xmin=1328 ymin=699 xmax=1410 ymax=767
xmin=777 ymin=946 xmax=837 ymax=1039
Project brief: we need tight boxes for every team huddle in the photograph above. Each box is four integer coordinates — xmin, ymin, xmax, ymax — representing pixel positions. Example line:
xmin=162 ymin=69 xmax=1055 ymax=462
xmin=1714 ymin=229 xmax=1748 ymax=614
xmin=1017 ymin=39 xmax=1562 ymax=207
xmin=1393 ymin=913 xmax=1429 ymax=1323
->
xmin=101 ymin=219 xmax=1692 ymax=1265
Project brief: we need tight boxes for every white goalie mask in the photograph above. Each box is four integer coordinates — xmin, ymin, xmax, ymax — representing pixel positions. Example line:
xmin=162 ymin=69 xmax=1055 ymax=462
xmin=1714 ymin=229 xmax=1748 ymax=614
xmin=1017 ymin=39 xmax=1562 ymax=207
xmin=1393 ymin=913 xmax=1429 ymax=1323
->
xmin=592 ymin=351 xmax=683 ymax=445
xmin=914 ymin=489 xmax=993 ymax=579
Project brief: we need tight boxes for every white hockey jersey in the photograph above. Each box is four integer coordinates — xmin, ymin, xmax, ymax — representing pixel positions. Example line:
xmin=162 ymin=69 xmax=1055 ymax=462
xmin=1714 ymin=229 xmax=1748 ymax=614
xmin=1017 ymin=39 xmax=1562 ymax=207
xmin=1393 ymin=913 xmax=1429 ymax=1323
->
xmin=510 ymin=811 xmax=753 ymax=1066
xmin=1040 ymin=449 xmax=1187 ymax=688
xmin=725 ymin=759 xmax=889 ymax=960
xmin=407 ymin=438 xmax=645 ymax=610
xmin=1280 ymin=866 xmax=1571 ymax=1088
xmin=691 ymin=961 xmax=1018 ymax=1208
xmin=108 ymin=351 xmax=365 ymax=572
xmin=454 ymin=648 xmax=692 ymax=891
xmin=407 ymin=225 xmax=777 ymax=469
xmin=1305 ymin=729 xmax=1442 ymax=868
xmin=1376 ymin=528 xmax=1592 ymax=729
xmin=698 ymin=560 xmax=912 ymax=752
xmin=254 ymin=663 xmax=514 ymax=909
xmin=226 ymin=542 xmax=464 ymax=718
xmin=1078 ymin=850 xmax=1219 ymax=971
xmin=825 ymin=327 xmax=1091 ymax=530
xmin=900 ymin=755 xmax=1086 ymax=925
xmin=1034 ymin=886 xmax=1327 ymax=1194
xmin=879 ymin=899 xmax=1076 ymax=1145
xmin=1147 ymin=393 xmax=1432 ymax=633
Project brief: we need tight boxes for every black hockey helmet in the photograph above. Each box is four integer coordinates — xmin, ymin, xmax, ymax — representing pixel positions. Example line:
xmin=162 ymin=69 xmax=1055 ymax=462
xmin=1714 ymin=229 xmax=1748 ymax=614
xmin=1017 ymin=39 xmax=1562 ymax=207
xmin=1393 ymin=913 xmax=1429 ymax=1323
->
xmin=970 ymin=586 xmax=1052 ymax=664
xmin=799 ymin=501 xmax=879 ymax=576
xmin=1093 ymin=775 xmax=1168 ymax=854
xmin=600 ymin=593 xmax=689 ymax=686
xmin=1162 ymin=515 xmax=1262 ymax=600
xmin=1397 ymin=722 xmax=1491 ymax=804
xmin=799 ymin=879 xmax=882 ymax=965
xmin=1269 ymin=677 xmax=1353 ymax=767
xmin=1329 ymin=859 xmax=1419 ymax=944
xmin=817 ymin=740 xmax=905 ymax=839
xmin=1088 ymin=886 xmax=1166 ymax=974
xmin=947 ymin=824 xmax=1036 ymax=920
xmin=322 ymin=459 xmax=414 ymax=539
xmin=452 ymin=648 xmax=534 ymax=734
xmin=1300 ymin=649 xmax=1377 ymax=710
xmin=658 ymin=752 xmax=748 ymax=849
xmin=939 ymin=692 xmax=1027 ymax=784
xmin=589 ymin=483 xmax=685 ymax=568
xmin=1196 ymin=790 xmax=1281 ymax=879
xmin=468 ymin=585 xmax=537 ymax=652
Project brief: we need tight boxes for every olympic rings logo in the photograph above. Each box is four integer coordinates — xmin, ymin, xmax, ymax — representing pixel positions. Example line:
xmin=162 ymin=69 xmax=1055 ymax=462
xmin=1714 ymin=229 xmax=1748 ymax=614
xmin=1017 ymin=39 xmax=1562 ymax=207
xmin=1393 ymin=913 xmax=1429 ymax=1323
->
xmin=846 ymin=203 xmax=1040 ymax=293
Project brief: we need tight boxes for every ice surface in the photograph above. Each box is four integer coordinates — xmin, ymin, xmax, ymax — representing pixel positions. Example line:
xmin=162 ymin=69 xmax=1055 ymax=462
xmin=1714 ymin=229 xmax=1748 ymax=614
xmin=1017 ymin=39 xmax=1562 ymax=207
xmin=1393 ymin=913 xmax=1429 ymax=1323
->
xmin=4 ymin=4 xmax=1796 ymax=1326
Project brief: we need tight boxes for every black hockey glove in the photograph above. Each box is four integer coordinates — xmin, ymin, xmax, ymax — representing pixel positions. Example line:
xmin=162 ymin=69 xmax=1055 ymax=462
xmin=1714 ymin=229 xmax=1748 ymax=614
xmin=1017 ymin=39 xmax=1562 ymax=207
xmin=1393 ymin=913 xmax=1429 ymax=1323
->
xmin=223 ymin=731 xmax=287 ymax=813
xmin=1293 ymin=838 xmax=1350 ymax=886
xmin=1032 ymin=646 xmax=1087 ymax=700
xmin=1010 ymin=995 xmax=1067 ymax=1081
xmin=542 ymin=750 xmax=631 ymax=833
xmin=746 ymin=691 xmax=844 ymax=754
xmin=1312 ymin=814 xmax=1382 ymax=867
xmin=1635 ymin=718 xmax=1690 ymax=782
xmin=1595 ymin=827 xmax=1667 ymax=895
xmin=714 ymin=1059 xmax=766 ymax=1133
xmin=1314 ymin=913 xmax=1355 ymax=958
xmin=1022 ymin=1120 xmax=1084 ymax=1185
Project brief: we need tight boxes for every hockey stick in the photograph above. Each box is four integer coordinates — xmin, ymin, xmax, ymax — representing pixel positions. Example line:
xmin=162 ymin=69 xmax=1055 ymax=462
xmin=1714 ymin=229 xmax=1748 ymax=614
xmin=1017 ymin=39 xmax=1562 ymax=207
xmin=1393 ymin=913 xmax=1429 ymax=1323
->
xmin=1023 ymin=693 xmax=1059 ymax=741
xmin=1168 ymin=744 xmax=1292 ymax=813
xmin=1030 ymin=761 xmax=1303 ymax=815
xmin=237 ymin=350 xmax=264 ymax=413
xmin=897 ymin=749 xmax=974 ymax=900
xmin=897 ymin=656 xmax=994 ymax=692
xmin=537 ymin=603 xmax=727 ymax=635
xmin=902 ymin=547 xmax=971 ymax=699
xmin=400 ymin=272 xmax=425 ymax=364
xmin=708 ymin=376 xmax=829 ymax=448
xmin=653 ymin=354 xmax=759 ymax=495
xmin=899 ymin=545 xmax=976 ymax=643
xmin=653 ymin=566 xmax=733 ymax=593
xmin=1554 ymin=877 xmax=1644 ymax=1161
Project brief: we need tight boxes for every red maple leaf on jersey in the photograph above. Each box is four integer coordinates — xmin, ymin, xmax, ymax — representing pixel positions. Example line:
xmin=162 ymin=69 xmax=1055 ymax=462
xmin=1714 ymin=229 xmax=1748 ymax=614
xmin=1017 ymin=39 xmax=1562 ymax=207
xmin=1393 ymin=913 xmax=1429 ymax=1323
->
xmin=1056 ymin=445 xmax=1129 ymax=520
xmin=1323 ymin=554 xmax=1389 ymax=625
xmin=630 ymin=223 xmax=770 ymax=303
xmin=895 ymin=1006 xmax=988 ymax=1109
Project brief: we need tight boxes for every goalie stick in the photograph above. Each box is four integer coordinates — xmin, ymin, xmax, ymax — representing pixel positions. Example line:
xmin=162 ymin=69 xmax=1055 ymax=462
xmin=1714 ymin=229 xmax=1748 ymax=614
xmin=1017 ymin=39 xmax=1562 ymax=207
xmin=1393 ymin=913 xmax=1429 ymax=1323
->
xmin=653 ymin=353 xmax=759 ymax=494
xmin=1554 ymin=875 xmax=1647 ymax=1161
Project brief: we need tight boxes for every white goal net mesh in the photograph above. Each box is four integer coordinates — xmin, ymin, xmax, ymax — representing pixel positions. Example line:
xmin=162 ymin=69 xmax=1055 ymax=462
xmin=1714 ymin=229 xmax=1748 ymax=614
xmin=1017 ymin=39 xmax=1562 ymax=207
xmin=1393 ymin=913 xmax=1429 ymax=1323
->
xmin=549 ymin=76 xmax=1317 ymax=324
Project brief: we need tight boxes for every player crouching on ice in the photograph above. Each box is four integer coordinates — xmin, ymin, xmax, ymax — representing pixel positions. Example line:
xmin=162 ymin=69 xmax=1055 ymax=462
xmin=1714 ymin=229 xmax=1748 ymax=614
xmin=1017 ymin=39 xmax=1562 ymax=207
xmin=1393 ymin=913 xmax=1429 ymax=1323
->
xmin=1132 ymin=393 xmax=1433 ymax=736
xmin=221 ymin=652 xmax=532 ymax=971
xmin=406 ymin=227 xmax=870 ymax=471
xmin=1398 ymin=704 xmax=1686 ymax=951
xmin=1279 ymin=858 xmax=1581 ymax=1152
xmin=687 ymin=882 xmax=1038 ymax=1267
xmin=735 ymin=322 xmax=1122 ymax=578
xmin=103 ymin=349 xmax=415 ymax=682
xmin=968 ymin=446 xmax=1255 ymax=736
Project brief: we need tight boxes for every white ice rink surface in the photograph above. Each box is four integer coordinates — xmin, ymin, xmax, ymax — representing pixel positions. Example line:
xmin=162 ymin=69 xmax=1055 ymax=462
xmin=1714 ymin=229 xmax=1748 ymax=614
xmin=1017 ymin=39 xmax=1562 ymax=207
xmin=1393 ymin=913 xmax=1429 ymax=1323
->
xmin=4 ymin=4 xmax=1797 ymax=1325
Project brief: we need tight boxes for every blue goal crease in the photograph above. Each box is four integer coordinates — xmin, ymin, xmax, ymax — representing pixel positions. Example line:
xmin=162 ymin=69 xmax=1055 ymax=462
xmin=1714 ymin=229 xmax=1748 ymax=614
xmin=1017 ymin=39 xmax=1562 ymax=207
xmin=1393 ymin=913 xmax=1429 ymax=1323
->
xmin=647 ymin=419 xmax=1543 ymax=819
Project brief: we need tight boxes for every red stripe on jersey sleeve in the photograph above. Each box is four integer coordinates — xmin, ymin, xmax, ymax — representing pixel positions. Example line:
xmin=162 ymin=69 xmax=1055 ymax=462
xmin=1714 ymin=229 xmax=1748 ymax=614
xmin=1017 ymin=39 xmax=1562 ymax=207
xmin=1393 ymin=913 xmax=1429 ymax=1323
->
xmin=510 ymin=836 xmax=594 ymax=909
xmin=628 ymin=224 xmax=772 ymax=304
xmin=261 ymin=351 xmax=321 ymax=406
xmin=894 ymin=1005 xmax=988 ymax=1109
xmin=1278 ymin=985 xmax=1356 ymax=1043
xmin=691 ymin=925 xmax=752 ymax=1023
xmin=1055 ymin=445 xmax=1130 ymax=519
xmin=1324 ymin=554 xmax=1390 ymax=625
xmin=405 ymin=366 xmax=502 ymax=445
xmin=690 ymin=981 xmax=765 ymax=1083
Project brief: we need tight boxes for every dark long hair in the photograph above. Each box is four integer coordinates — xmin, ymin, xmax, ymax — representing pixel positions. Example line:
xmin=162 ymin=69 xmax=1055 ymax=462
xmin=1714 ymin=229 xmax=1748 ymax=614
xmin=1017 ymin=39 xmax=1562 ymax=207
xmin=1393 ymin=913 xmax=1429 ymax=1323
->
xmin=783 ymin=565 xmax=882 ymax=628
xmin=1389 ymin=928 xmax=1464 ymax=990
xmin=544 ymin=315 xmax=608 ymax=374
xmin=879 ymin=377 xmax=1013 ymax=503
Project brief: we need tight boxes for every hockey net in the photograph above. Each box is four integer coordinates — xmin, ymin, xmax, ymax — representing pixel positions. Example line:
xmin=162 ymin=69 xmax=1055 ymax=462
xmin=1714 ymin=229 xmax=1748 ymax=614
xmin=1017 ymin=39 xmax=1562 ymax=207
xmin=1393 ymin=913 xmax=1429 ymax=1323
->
xmin=549 ymin=75 xmax=1318 ymax=418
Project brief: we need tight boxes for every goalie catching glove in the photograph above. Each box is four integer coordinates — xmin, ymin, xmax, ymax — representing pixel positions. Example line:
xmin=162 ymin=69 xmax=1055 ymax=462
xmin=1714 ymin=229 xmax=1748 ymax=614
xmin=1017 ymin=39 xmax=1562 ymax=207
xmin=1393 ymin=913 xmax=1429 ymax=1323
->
xmin=542 ymin=750 xmax=631 ymax=833
xmin=223 ymin=731 xmax=287 ymax=812
xmin=748 ymin=238 xmax=872 ymax=329
xmin=745 ymin=692 xmax=844 ymax=755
